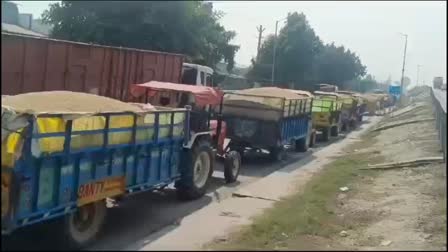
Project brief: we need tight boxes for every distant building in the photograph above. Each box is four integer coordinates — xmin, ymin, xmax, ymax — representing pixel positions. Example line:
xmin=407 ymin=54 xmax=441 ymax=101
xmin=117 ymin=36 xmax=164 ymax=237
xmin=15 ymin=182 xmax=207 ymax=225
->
xmin=1 ymin=1 xmax=19 ymax=25
xmin=2 ymin=23 xmax=47 ymax=37
xmin=1 ymin=1 xmax=51 ymax=37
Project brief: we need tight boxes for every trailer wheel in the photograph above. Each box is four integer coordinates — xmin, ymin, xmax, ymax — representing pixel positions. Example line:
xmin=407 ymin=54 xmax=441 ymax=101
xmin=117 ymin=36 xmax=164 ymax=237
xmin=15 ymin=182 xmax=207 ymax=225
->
xmin=349 ymin=119 xmax=357 ymax=129
xmin=330 ymin=125 xmax=339 ymax=137
xmin=309 ymin=131 xmax=317 ymax=147
xmin=62 ymin=201 xmax=107 ymax=249
xmin=176 ymin=139 xmax=214 ymax=200
xmin=322 ymin=127 xmax=330 ymax=142
xmin=224 ymin=151 xmax=241 ymax=183
xmin=357 ymin=115 xmax=363 ymax=122
xmin=341 ymin=122 xmax=348 ymax=132
xmin=269 ymin=146 xmax=285 ymax=161
xmin=295 ymin=137 xmax=308 ymax=152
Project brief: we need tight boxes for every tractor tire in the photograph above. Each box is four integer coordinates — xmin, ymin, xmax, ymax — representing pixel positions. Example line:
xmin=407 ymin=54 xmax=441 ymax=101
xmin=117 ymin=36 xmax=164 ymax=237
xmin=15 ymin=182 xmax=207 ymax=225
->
xmin=224 ymin=151 xmax=241 ymax=184
xmin=176 ymin=139 xmax=214 ymax=201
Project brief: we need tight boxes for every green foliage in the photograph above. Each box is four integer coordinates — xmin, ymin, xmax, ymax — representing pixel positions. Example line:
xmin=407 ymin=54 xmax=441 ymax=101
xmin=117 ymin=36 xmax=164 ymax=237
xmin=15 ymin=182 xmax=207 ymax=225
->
xmin=315 ymin=43 xmax=366 ymax=85
xmin=247 ymin=12 xmax=366 ymax=90
xmin=41 ymin=1 xmax=239 ymax=70
xmin=344 ymin=74 xmax=380 ymax=93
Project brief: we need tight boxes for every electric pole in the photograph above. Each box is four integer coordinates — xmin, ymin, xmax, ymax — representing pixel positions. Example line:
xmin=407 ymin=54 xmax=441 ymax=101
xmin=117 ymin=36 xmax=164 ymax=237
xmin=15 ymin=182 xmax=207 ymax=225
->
xmin=271 ymin=18 xmax=287 ymax=85
xmin=399 ymin=33 xmax=408 ymax=101
xmin=256 ymin=25 xmax=265 ymax=60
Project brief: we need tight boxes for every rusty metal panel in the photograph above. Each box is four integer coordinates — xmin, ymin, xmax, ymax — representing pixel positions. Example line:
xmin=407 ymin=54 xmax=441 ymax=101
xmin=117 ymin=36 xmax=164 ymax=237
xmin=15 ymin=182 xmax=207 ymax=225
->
xmin=1 ymin=32 xmax=185 ymax=100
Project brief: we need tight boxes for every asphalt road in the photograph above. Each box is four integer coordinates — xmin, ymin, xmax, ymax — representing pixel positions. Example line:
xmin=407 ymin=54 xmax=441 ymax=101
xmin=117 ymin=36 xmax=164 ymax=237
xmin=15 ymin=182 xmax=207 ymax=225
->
xmin=1 ymin=123 xmax=369 ymax=251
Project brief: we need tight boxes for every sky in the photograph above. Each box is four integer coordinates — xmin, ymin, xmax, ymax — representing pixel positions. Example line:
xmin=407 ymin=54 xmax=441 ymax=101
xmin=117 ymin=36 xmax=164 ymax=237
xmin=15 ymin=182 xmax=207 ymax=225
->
xmin=12 ymin=1 xmax=447 ymax=86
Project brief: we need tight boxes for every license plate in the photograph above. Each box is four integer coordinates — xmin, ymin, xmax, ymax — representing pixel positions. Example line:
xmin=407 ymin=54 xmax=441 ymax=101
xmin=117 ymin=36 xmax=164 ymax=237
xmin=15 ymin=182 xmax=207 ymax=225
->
xmin=77 ymin=176 xmax=125 ymax=206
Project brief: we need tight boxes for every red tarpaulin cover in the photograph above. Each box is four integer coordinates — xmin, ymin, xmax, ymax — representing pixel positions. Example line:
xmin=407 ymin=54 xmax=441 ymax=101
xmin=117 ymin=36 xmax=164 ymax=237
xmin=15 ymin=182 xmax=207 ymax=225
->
xmin=129 ymin=81 xmax=223 ymax=107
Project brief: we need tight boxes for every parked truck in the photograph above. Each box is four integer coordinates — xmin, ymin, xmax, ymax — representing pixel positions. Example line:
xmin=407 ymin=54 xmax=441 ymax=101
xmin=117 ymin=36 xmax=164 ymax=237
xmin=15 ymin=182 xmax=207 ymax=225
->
xmin=1 ymin=32 xmax=214 ymax=99
xmin=315 ymin=83 xmax=339 ymax=93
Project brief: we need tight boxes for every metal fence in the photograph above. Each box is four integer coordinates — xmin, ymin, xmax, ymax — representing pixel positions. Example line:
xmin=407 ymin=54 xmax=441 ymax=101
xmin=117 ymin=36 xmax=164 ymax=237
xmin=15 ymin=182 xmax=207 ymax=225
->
xmin=431 ymin=88 xmax=446 ymax=161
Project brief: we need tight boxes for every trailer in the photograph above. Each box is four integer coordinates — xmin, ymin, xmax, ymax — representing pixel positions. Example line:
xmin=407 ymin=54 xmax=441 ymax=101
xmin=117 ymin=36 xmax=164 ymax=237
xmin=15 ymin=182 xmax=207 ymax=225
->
xmin=1 ymin=32 xmax=215 ymax=98
xmin=221 ymin=87 xmax=313 ymax=161
xmin=311 ymin=91 xmax=343 ymax=141
xmin=361 ymin=93 xmax=388 ymax=116
xmin=336 ymin=92 xmax=359 ymax=131
xmin=338 ymin=91 xmax=369 ymax=124
xmin=1 ymin=91 xmax=214 ymax=248
xmin=289 ymin=89 xmax=317 ymax=147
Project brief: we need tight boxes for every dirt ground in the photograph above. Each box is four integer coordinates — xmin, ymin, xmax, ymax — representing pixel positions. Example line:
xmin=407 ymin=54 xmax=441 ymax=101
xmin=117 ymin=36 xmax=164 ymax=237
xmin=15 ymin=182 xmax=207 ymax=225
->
xmin=332 ymin=97 xmax=446 ymax=250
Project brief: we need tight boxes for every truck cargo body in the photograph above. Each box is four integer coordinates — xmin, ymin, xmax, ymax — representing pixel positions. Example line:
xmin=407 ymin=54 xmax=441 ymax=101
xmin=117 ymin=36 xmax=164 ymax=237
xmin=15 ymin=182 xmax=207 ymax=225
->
xmin=1 ymin=32 xmax=184 ymax=100
xmin=2 ymin=108 xmax=189 ymax=235
xmin=311 ymin=93 xmax=342 ymax=141
xmin=222 ymin=92 xmax=313 ymax=153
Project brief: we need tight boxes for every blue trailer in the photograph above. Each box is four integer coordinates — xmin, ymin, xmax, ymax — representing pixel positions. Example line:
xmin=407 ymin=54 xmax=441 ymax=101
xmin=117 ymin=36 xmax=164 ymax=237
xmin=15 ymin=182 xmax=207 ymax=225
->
xmin=221 ymin=87 xmax=313 ymax=161
xmin=1 ymin=105 xmax=214 ymax=248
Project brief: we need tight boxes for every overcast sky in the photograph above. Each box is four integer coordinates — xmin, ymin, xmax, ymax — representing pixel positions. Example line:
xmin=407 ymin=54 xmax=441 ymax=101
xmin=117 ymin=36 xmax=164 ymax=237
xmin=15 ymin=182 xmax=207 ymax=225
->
xmin=13 ymin=1 xmax=447 ymax=86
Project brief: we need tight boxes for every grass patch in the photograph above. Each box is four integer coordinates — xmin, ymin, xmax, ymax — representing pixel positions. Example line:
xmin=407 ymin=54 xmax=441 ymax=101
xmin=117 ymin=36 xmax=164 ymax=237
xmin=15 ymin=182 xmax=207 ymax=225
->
xmin=210 ymin=135 xmax=383 ymax=250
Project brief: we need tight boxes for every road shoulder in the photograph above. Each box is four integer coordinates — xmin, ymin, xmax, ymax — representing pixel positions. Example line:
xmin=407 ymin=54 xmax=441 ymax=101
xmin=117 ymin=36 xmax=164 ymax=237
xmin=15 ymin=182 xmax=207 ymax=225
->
xmin=134 ymin=117 xmax=381 ymax=251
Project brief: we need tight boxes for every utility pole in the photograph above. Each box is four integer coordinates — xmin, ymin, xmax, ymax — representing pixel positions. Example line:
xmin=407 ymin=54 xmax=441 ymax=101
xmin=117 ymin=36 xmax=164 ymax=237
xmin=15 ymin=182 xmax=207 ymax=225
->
xmin=399 ymin=33 xmax=408 ymax=100
xmin=271 ymin=18 xmax=286 ymax=85
xmin=416 ymin=64 xmax=422 ymax=86
xmin=271 ymin=21 xmax=279 ymax=85
xmin=256 ymin=25 xmax=265 ymax=60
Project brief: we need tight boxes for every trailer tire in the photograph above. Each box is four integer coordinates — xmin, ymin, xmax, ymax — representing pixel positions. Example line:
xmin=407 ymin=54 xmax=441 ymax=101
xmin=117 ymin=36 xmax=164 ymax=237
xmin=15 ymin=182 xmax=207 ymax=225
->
xmin=349 ymin=119 xmax=357 ymax=129
xmin=341 ymin=122 xmax=348 ymax=132
xmin=62 ymin=201 xmax=107 ymax=249
xmin=224 ymin=151 xmax=241 ymax=184
xmin=269 ymin=146 xmax=285 ymax=161
xmin=309 ymin=131 xmax=317 ymax=147
xmin=295 ymin=137 xmax=308 ymax=152
xmin=357 ymin=115 xmax=363 ymax=123
xmin=176 ymin=139 xmax=214 ymax=201
xmin=330 ymin=125 xmax=339 ymax=137
xmin=322 ymin=127 xmax=330 ymax=142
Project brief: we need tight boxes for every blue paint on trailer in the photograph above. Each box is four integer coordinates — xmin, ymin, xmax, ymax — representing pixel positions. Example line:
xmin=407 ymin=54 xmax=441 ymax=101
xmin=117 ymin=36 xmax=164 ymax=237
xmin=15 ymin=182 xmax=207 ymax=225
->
xmin=2 ymin=109 xmax=190 ymax=234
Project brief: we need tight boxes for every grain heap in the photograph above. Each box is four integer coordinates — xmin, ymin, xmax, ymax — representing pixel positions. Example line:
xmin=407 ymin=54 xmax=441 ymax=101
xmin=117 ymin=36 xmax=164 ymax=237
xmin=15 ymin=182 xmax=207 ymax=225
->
xmin=236 ymin=87 xmax=305 ymax=99
xmin=223 ymin=87 xmax=307 ymax=121
xmin=2 ymin=91 xmax=148 ymax=115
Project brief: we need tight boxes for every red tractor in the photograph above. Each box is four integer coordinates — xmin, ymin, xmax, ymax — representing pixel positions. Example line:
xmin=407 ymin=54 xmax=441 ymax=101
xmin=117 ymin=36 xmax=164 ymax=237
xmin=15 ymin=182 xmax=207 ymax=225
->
xmin=130 ymin=81 xmax=241 ymax=184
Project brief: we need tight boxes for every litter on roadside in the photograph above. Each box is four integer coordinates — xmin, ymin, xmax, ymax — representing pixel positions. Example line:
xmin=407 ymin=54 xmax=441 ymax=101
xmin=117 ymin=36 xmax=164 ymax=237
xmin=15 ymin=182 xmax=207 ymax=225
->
xmin=339 ymin=187 xmax=350 ymax=192
xmin=339 ymin=230 xmax=349 ymax=237
xmin=380 ymin=240 xmax=393 ymax=246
